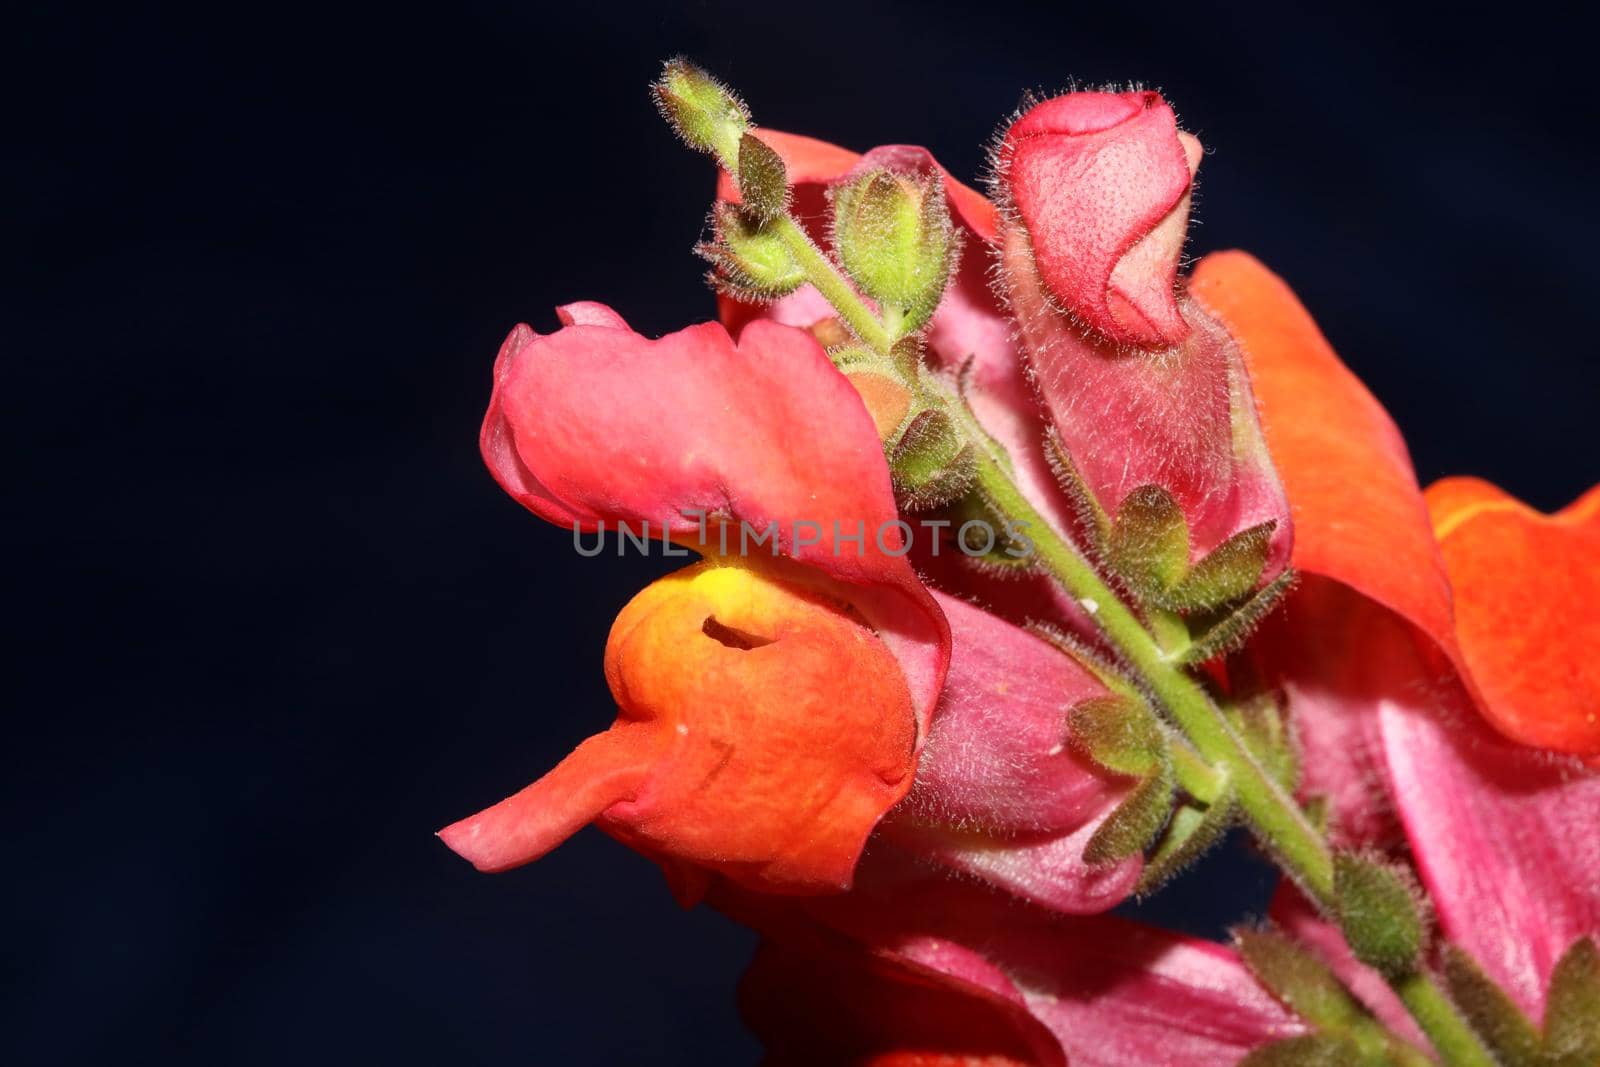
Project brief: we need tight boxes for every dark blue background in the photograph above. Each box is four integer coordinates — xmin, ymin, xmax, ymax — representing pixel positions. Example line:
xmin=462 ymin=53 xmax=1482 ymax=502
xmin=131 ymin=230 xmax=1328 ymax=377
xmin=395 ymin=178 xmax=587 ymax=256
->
xmin=12 ymin=2 xmax=1597 ymax=1063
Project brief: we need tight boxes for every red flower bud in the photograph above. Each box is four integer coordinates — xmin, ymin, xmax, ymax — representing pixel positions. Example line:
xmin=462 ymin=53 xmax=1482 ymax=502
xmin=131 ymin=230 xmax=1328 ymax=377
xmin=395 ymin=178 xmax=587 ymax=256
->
xmin=999 ymin=91 xmax=1200 ymax=349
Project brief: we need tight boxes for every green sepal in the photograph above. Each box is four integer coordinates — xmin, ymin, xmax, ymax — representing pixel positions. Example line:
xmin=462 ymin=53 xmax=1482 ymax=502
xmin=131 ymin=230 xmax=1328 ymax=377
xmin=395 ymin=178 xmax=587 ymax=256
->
xmin=1068 ymin=695 xmax=1167 ymax=777
xmin=1026 ymin=623 xmax=1128 ymax=696
xmin=1178 ymin=569 xmax=1296 ymax=664
xmin=1441 ymin=945 xmax=1542 ymax=1067
xmin=1165 ymin=520 xmax=1276 ymax=612
xmin=699 ymin=203 xmax=803 ymax=299
xmin=1044 ymin=429 xmax=1112 ymax=553
xmin=1544 ymin=936 xmax=1600 ymax=1064
xmin=1083 ymin=762 xmax=1174 ymax=865
xmin=1236 ymin=926 xmax=1370 ymax=1033
xmin=1226 ymin=693 xmax=1299 ymax=794
xmin=888 ymin=409 xmax=974 ymax=511
xmin=831 ymin=168 xmax=955 ymax=336
xmin=1302 ymin=795 xmax=1330 ymax=834
xmin=939 ymin=494 xmax=1038 ymax=574
xmin=1333 ymin=853 xmax=1428 ymax=979
xmin=1237 ymin=1034 xmax=1362 ymax=1067
xmin=1107 ymin=484 xmax=1189 ymax=603
xmin=736 ymin=132 xmax=788 ymax=222
xmin=1138 ymin=790 xmax=1234 ymax=892
xmin=652 ymin=59 xmax=749 ymax=165
xmin=827 ymin=344 xmax=879 ymax=370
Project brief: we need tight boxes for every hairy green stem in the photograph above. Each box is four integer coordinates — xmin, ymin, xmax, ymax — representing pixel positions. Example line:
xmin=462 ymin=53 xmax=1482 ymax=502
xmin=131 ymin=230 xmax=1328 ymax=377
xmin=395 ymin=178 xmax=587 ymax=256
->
xmin=966 ymin=443 xmax=1337 ymax=906
xmin=772 ymin=218 xmax=895 ymax=353
xmin=1167 ymin=730 xmax=1229 ymax=805
xmin=1393 ymin=972 xmax=1500 ymax=1067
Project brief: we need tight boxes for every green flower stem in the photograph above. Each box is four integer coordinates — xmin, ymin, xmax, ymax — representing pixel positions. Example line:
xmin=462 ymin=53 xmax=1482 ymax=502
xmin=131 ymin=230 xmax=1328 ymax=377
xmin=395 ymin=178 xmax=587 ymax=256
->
xmin=771 ymin=217 xmax=895 ymax=354
xmin=966 ymin=442 xmax=1337 ymax=906
xmin=1167 ymin=730 xmax=1229 ymax=806
xmin=1393 ymin=971 xmax=1500 ymax=1067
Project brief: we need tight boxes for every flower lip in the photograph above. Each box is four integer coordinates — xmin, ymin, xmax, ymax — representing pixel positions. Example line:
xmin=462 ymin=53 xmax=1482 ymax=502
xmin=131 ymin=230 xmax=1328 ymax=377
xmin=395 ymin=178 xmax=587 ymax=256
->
xmin=440 ymin=560 xmax=918 ymax=895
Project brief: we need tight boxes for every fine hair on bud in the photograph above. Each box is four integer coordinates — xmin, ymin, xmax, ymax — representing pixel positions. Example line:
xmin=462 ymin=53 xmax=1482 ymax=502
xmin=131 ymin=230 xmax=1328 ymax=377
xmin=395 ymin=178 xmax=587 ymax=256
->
xmin=652 ymin=57 xmax=750 ymax=164
xmin=1332 ymin=851 xmax=1431 ymax=979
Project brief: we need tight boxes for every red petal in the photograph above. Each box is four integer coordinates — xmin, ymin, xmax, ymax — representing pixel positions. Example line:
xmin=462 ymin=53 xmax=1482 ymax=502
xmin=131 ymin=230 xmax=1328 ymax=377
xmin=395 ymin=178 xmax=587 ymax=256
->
xmin=1000 ymin=91 xmax=1194 ymax=348
xmin=437 ymin=724 xmax=657 ymax=872
xmin=480 ymin=308 xmax=948 ymax=738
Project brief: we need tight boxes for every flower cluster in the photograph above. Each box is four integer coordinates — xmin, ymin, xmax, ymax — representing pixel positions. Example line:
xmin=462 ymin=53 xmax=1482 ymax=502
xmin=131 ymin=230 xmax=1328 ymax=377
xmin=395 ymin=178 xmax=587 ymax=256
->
xmin=441 ymin=62 xmax=1599 ymax=1066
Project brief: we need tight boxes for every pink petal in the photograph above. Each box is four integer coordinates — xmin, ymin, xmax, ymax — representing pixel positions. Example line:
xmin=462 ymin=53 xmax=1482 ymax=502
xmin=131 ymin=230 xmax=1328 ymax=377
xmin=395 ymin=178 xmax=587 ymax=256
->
xmin=881 ymin=592 xmax=1140 ymax=914
xmin=1377 ymin=645 xmax=1600 ymax=1019
xmin=724 ymin=856 xmax=1308 ymax=1066
xmin=906 ymin=593 xmax=1128 ymax=832
xmin=1001 ymin=232 xmax=1294 ymax=578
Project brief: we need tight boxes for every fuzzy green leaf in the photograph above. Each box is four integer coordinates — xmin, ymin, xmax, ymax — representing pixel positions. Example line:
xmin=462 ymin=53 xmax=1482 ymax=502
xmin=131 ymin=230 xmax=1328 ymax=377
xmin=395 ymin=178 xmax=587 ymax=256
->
xmin=1441 ymin=945 xmax=1542 ymax=1067
xmin=1068 ymin=695 xmax=1167 ymax=777
xmin=1108 ymin=484 xmax=1189 ymax=602
xmin=736 ymin=132 xmax=789 ymax=221
xmin=1237 ymin=1034 xmax=1358 ymax=1067
xmin=1237 ymin=927 xmax=1369 ymax=1033
xmin=1138 ymin=792 xmax=1234 ymax=892
xmin=1166 ymin=520 xmax=1275 ymax=611
xmin=889 ymin=409 xmax=974 ymax=511
xmin=1178 ymin=569 xmax=1296 ymax=664
xmin=1544 ymin=936 xmax=1600 ymax=1063
xmin=700 ymin=203 xmax=804 ymax=299
xmin=1043 ymin=430 xmax=1112 ymax=552
xmin=1083 ymin=764 xmax=1174 ymax=865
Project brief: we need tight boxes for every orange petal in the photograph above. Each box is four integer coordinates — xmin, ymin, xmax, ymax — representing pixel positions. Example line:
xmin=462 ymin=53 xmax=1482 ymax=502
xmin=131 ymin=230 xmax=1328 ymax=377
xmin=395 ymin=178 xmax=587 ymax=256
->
xmin=1188 ymin=251 xmax=1457 ymax=657
xmin=1425 ymin=477 xmax=1600 ymax=755
xmin=440 ymin=561 xmax=917 ymax=895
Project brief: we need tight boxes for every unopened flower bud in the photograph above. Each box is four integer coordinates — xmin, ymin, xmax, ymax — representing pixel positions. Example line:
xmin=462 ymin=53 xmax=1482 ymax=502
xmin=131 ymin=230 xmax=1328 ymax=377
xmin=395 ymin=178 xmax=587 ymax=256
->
xmin=831 ymin=150 xmax=957 ymax=337
xmin=887 ymin=408 xmax=974 ymax=511
xmin=998 ymin=90 xmax=1201 ymax=349
xmin=653 ymin=58 xmax=749 ymax=166
xmin=1333 ymin=853 xmax=1428 ymax=978
xmin=736 ymin=132 xmax=789 ymax=222
xmin=700 ymin=202 xmax=804 ymax=299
